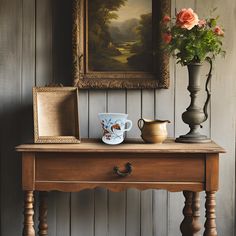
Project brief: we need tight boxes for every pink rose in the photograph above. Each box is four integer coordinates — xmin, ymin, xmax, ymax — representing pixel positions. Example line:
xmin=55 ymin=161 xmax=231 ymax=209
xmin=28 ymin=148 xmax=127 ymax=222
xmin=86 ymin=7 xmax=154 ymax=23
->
xmin=214 ymin=26 xmax=224 ymax=36
xmin=176 ymin=8 xmax=199 ymax=30
xmin=163 ymin=15 xmax=171 ymax=24
xmin=198 ymin=19 xmax=206 ymax=28
xmin=162 ymin=33 xmax=172 ymax=44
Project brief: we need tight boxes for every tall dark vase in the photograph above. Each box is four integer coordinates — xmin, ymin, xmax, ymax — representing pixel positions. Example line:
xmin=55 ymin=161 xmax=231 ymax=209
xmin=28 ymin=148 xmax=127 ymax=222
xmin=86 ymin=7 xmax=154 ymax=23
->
xmin=176 ymin=61 xmax=212 ymax=143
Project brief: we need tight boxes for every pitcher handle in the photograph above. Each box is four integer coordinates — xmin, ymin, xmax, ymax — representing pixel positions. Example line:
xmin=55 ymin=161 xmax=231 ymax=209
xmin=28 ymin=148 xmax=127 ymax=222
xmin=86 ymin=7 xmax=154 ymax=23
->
xmin=137 ymin=118 xmax=145 ymax=130
xmin=123 ymin=120 xmax=133 ymax=132
xmin=203 ymin=57 xmax=213 ymax=122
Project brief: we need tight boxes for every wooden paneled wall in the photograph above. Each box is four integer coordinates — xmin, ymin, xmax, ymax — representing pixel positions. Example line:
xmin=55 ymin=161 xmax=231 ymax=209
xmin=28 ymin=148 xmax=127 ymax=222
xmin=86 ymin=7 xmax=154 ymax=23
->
xmin=0 ymin=0 xmax=235 ymax=235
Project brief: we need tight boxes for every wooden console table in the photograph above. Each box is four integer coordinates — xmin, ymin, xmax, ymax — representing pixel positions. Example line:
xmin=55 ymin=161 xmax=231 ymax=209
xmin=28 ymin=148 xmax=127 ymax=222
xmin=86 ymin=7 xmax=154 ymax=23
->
xmin=16 ymin=139 xmax=225 ymax=236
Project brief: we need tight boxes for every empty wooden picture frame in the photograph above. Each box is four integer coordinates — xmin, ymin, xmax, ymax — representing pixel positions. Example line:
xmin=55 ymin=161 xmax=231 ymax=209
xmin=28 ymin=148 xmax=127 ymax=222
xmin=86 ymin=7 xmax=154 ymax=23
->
xmin=33 ymin=87 xmax=80 ymax=143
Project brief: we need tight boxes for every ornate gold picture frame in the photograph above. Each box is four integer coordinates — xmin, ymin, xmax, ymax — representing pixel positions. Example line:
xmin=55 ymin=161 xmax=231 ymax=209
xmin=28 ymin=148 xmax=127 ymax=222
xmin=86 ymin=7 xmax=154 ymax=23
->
xmin=72 ymin=0 xmax=171 ymax=89
xmin=33 ymin=87 xmax=80 ymax=143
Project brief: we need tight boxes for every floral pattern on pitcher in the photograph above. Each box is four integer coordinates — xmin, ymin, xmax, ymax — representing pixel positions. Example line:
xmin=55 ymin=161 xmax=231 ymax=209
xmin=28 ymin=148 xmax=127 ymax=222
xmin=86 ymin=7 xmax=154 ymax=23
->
xmin=98 ymin=113 xmax=132 ymax=145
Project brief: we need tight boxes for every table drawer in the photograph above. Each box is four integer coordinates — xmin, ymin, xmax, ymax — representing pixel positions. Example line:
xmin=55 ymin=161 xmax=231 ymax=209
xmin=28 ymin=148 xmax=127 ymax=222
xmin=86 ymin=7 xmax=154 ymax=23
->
xmin=35 ymin=153 xmax=205 ymax=182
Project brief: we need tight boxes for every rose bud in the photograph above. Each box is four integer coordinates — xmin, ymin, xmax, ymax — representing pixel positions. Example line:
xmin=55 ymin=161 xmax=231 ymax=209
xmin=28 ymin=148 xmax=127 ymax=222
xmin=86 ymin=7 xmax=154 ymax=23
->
xmin=163 ymin=33 xmax=172 ymax=44
xmin=214 ymin=26 xmax=224 ymax=36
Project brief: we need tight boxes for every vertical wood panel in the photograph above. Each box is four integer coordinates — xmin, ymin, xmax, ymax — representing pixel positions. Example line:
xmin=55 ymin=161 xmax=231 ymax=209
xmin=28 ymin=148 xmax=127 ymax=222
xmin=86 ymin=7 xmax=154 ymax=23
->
xmin=0 ymin=0 xmax=23 ymax=235
xmin=52 ymin=0 xmax=72 ymax=86
xmin=52 ymin=1 xmax=73 ymax=235
xmin=107 ymin=90 xmax=126 ymax=236
xmin=71 ymin=190 xmax=94 ymax=236
xmin=36 ymin=0 xmax=70 ymax=236
xmin=126 ymin=189 xmax=140 ymax=236
xmin=21 ymin=0 xmax=35 ymax=143
xmin=94 ymin=188 xmax=108 ymax=236
xmin=79 ymin=90 xmax=89 ymax=138
xmin=126 ymin=90 xmax=142 ymax=236
xmin=126 ymin=90 xmax=142 ymax=138
xmin=208 ymin=1 xmax=236 ymax=235
xmin=36 ymin=0 xmax=53 ymax=86
xmin=89 ymin=91 xmax=107 ymax=138
xmin=91 ymin=94 xmax=107 ymax=236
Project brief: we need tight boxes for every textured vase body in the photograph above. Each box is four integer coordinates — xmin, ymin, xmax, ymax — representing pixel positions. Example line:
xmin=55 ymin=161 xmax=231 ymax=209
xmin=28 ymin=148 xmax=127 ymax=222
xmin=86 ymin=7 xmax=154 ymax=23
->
xmin=176 ymin=63 xmax=211 ymax=143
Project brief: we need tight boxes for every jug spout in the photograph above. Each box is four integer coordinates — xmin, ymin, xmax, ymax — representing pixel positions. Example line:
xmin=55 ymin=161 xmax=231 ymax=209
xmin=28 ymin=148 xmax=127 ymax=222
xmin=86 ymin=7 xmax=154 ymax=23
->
xmin=159 ymin=120 xmax=171 ymax=124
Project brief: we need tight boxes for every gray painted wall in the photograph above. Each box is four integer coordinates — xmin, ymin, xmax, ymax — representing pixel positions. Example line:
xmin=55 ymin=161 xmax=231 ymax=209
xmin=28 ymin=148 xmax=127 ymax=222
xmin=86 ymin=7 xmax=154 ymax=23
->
xmin=0 ymin=0 xmax=235 ymax=235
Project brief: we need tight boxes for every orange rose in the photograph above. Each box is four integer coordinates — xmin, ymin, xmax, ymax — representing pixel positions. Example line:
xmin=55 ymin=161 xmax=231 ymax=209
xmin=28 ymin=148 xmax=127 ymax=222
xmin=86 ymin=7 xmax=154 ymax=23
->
xmin=163 ymin=33 xmax=172 ymax=44
xmin=214 ymin=26 xmax=224 ymax=36
xmin=176 ymin=8 xmax=199 ymax=30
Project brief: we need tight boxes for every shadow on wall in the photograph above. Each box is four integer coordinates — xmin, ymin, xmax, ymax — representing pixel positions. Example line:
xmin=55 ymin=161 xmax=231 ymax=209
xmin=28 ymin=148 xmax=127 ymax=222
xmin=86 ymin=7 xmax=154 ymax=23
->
xmin=0 ymin=104 xmax=34 ymax=234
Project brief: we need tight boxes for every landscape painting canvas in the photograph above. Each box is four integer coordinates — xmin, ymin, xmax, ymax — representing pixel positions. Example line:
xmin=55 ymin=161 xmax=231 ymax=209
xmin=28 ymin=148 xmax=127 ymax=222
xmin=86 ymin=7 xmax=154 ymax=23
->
xmin=88 ymin=0 xmax=153 ymax=72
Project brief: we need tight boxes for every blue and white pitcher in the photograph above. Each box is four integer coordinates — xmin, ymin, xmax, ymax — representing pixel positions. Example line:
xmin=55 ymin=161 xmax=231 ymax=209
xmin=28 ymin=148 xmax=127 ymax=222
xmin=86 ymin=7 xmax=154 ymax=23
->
xmin=98 ymin=113 xmax=132 ymax=145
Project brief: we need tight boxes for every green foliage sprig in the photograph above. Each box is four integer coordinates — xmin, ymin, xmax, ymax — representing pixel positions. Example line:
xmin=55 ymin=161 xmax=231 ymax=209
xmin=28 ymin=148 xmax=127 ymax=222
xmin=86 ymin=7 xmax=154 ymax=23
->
xmin=162 ymin=8 xmax=225 ymax=66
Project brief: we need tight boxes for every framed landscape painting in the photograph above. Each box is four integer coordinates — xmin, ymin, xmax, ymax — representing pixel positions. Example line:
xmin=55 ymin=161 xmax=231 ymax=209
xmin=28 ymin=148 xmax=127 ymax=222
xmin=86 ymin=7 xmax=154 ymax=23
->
xmin=72 ymin=0 xmax=171 ymax=89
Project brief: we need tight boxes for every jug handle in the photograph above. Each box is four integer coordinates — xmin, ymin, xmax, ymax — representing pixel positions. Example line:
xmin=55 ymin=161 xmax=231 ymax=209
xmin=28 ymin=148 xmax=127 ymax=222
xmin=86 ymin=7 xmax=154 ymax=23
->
xmin=203 ymin=57 xmax=212 ymax=123
xmin=137 ymin=118 xmax=145 ymax=130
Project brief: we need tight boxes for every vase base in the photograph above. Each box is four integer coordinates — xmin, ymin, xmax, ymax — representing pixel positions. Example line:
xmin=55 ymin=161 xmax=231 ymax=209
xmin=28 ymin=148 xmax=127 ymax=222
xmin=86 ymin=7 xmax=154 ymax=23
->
xmin=175 ymin=134 xmax=211 ymax=143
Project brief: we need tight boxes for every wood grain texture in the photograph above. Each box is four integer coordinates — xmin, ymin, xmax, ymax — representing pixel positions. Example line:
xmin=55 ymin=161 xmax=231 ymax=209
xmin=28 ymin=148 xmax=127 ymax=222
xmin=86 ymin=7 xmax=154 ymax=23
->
xmin=16 ymin=139 xmax=225 ymax=153
xmin=22 ymin=153 xmax=35 ymax=190
xmin=126 ymin=90 xmax=142 ymax=138
xmin=126 ymin=189 xmax=140 ymax=236
xmin=94 ymin=188 xmax=108 ymax=236
xmin=52 ymin=0 xmax=72 ymax=86
xmin=38 ymin=192 xmax=48 ymax=236
xmin=1 ymin=0 xmax=236 ymax=236
xmin=34 ymin=153 xmax=206 ymax=182
xmin=180 ymin=191 xmax=193 ymax=236
xmin=35 ymin=182 xmax=205 ymax=193
xmin=21 ymin=0 xmax=36 ymax=143
xmin=23 ymin=191 xmax=35 ymax=236
xmin=192 ymin=192 xmax=201 ymax=236
xmin=0 ymin=0 xmax=24 ymax=235
xmin=71 ymin=190 xmax=94 ymax=236
xmin=89 ymin=90 xmax=107 ymax=138
xmin=203 ymin=191 xmax=217 ymax=236
xmin=36 ymin=0 xmax=53 ymax=86
xmin=206 ymin=154 xmax=219 ymax=191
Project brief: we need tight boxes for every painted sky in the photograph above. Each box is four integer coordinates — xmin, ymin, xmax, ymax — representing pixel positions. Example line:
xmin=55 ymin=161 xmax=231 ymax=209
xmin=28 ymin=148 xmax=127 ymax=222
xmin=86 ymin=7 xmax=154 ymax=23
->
xmin=112 ymin=0 xmax=152 ymax=22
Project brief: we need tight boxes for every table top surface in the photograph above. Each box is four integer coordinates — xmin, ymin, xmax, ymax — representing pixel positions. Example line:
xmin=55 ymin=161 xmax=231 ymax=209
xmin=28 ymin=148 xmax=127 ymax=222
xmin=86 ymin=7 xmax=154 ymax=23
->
xmin=16 ymin=139 xmax=225 ymax=154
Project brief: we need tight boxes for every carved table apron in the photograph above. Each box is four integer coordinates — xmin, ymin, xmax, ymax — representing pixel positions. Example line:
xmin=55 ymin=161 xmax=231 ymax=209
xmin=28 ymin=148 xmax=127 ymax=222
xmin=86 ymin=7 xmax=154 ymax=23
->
xmin=16 ymin=139 xmax=225 ymax=236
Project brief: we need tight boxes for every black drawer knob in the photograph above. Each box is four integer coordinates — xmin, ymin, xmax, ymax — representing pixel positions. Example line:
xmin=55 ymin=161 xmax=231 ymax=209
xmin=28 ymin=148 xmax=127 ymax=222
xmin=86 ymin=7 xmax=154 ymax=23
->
xmin=113 ymin=163 xmax=133 ymax=177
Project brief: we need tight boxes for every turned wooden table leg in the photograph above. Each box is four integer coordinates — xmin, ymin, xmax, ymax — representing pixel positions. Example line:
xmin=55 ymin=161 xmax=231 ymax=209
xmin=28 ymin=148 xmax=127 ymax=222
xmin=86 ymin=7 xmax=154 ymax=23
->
xmin=38 ymin=192 xmax=48 ymax=236
xmin=180 ymin=191 xmax=193 ymax=236
xmin=23 ymin=191 xmax=35 ymax=236
xmin=180 ymin=191 xmax=201 ymax=236
xmin=203 ymin=191 xmax=217 ymax=236
xmin=191 ymin=192 xmax=201 ymax=236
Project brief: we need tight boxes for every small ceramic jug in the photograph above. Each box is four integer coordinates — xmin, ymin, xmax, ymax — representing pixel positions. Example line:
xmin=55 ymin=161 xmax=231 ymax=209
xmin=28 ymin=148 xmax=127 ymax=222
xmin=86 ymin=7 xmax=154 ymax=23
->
xmin=138 ymin=119 xmax=170 ymax=144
